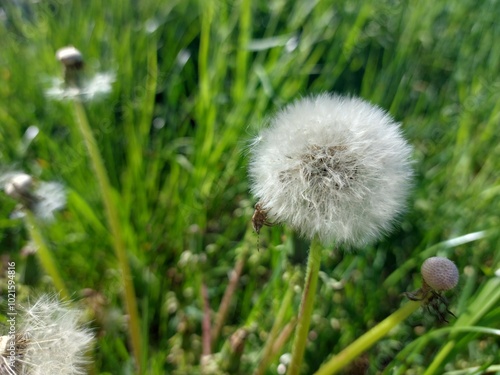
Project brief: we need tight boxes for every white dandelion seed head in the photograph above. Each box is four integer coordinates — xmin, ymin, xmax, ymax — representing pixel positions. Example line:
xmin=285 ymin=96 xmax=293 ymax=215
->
xmin=32 ymin=181 xmax=66 ymax=221
xmin=1 ymin=295 xmax=94 ymax=375
xmin=249 ymin=93 xmax=413 ymax=247
xmin=50 ymin=45 xmax=114 ymax=100
xmin=1 ymin=172 xmax=66 ymax=221
xmin=45 ymin=72 xmax=115 ymax=101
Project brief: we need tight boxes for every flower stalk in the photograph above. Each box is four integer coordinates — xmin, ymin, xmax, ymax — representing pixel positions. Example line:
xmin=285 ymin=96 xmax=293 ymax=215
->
xmin=314 ymin=300 xmax=422 ymax=375
xmin=72 ymin=99 xmax=143 ymax=373
xmin=25 ymin=211 xmax=69 ymax=299
xmin=288 ymin=237 xmax=323 ymax=375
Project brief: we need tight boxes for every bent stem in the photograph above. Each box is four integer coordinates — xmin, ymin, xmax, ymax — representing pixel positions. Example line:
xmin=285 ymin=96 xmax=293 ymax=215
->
xmin=314 ymin=300 xmax=422 ymax=375
xmin=72 ymin=100 xmax=142 ymax=373
xmin=288 ymin=237 xmax=323 ymax=375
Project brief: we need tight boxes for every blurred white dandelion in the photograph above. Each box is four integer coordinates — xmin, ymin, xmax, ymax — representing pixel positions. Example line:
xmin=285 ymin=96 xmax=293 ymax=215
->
xmin=1 ymin=172 xmax=66 ymax=221
xmin=0 ymin=295 xmax=94 ymax=375
xmin=45 ymin=72 xmax=115 ymax=101
xmin=45 ymin=46 xmax=114 ymax=101
xmin=249 ymin=93 xmax=413 ymax=247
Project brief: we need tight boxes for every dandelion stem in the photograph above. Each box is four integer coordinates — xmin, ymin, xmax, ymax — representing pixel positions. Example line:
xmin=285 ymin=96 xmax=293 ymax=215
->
xmin=314 ymin=300 xmax=422 ymax=375
xmin=288 ymin=237 xmax=323 ymax=375
xmin=25 ymin=211 xmax=69 ymax=299
xmin=72 ymin=100 xmax=142 ymax=373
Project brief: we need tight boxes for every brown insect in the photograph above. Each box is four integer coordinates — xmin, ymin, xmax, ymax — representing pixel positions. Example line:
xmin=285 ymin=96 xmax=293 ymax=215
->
xmin=251 ymin=202 xmax=273 ymax=234
xmin=404 ymin=287 xmax=456 ymax=324
xmin=251 ymin=202 xmax=276 ymax=251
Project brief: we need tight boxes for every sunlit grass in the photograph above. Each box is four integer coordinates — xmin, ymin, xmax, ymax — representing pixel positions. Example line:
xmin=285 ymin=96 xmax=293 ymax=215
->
xmin=0 ymin=0 xmax=499 ymax=373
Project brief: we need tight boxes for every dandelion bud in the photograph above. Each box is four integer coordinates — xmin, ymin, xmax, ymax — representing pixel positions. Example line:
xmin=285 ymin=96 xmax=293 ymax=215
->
xmin=56 ymin=46 xmax=84 ymax=69
xmin=4 ymin=173 xmax=33 ymax=201
xmin=421 ymin=256 xmax=459 ymax=291
xmin=56 ymin=46 xmax=84 ymax=86
xmin=249 ymin=93 xmax=413 ymax=247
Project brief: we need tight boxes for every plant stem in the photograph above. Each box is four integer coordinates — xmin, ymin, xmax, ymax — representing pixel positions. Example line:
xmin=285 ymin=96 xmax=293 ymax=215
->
xmin=25 ymin=211 xmax=69 ymax=299
xmin=314 ymin=300 xmax=422 ymax=375
xmin=288 ymin=237 xmax=323 ymax=375
xmin=423 ymin=277 xmax=500 ymax=375
xmin=212 ymin=252 xmax=247 ymax=347
xmin=254 ymin=287 xmax=294 ymax=375
xmin=72 ymin=100 xmax=143 ymax=373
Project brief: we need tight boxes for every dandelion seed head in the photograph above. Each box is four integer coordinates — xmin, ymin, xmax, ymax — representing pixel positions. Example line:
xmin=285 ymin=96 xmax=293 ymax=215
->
xmin=1 ymin=295 xmax=94 ymax=375
xmin=2 ymin=172 xmax=66 ymax=221
xmin=249 ymin=93 xmax=413 ymax=247
xmin=32 ymin=181 xmax=66 ymax=221
xmin=49 ymin=45 xmax=114 ymax=100
xmin=21 ymin=296 xmax=93 ymax=374
xmin=45 ymin=72 xmax=115 ymax=101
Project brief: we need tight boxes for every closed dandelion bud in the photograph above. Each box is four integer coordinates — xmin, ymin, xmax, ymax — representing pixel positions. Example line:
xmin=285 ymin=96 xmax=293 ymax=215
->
xmin=56 ymin=46 xmax=84 ymax=70
xmin=249 ymin=93 xmax=413 ymax=247
xmin=56 ymin=46 xmax=84 ymax=86
xmin=421 ymin=256 xmax=459 ymax=291
xmin=4 ymin=173 xmax=33 ymax=201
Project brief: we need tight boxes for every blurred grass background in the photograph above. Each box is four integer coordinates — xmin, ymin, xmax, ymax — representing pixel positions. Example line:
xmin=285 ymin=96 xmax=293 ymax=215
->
xmin=0 ymin=0 xmax=499 ymax=374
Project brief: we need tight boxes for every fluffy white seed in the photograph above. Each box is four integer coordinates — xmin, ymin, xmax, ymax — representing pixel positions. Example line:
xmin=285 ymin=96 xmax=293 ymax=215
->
xmin=421 ymin=257 xmax=459 ymax=291
xmin=249 ymin=93 xmax=413 ymax=247
xmin=5 ymin=295 xmax=94 ymax=375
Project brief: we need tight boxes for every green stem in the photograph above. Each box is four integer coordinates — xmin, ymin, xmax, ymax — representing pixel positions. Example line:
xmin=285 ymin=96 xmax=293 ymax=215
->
xmin=254 ymin=287 xmax=294 ymax=375
xmin=72 ymin=100 xmax=143 ymax=373
xmin=25 ymin=211 xmax=69 ymax=299
xmin=233 ymin=0 xmax=251 ymax=101
xmin=288 ymin=237 xmax=323 ymax=375
xmin=423 ymin=277 xmax=500 ymax=375
xmin=423 ymin=341 xmax=455 ymax=375
xmin=314 ymin=301 xmax=422 ymax=375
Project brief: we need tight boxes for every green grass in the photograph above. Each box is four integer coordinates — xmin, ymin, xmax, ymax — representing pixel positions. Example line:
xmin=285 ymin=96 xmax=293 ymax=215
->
xmin=1 ymin=0 xmax=499 ymax=374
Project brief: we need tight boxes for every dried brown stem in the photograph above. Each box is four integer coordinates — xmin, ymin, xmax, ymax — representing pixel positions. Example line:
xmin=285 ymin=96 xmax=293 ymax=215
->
xmin=211 ymin=255 xmax=246 ymax=346
xmin=201 ymin=281 xmax=212 ymax=360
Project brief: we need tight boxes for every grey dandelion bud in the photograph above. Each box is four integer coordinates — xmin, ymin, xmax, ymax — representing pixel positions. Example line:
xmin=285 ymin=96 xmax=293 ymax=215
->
xmin=421 ymin=257 xmax=459 ymax=291
xmin=4 ymin=173 xmax=34 ymax=201
xmin=56 ymin=46 xmax=84 ymax=69
xmin=56 ymin=46 xmax=84 ymax=86
xmin=249 ymin=93 xmax=413 ymax=247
